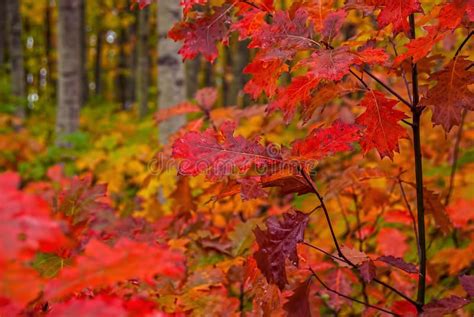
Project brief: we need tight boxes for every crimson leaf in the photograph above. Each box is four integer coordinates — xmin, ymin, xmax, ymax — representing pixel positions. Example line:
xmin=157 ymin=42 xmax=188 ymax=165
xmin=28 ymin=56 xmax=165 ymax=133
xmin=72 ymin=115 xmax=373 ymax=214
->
xmin=254 ymin=210 xmax=309 ymax=289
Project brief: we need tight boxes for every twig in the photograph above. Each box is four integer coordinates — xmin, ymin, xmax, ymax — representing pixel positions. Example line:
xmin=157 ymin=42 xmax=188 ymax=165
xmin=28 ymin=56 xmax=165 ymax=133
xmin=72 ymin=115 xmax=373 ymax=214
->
xmin=454 ymin=31 xmax=473 ymax=59
xmin=398 ymin=178 xmax=420 ymax=258
xmin=349 ymin=69 xmax=369 ymax=89
xmin=445 ymin=96 xmax=468 ymax=206
xmin=303 ymin=241 xmax=421 ymax=308
xmin=299 ymin=167 xmax=344 ymax=258
xmin=409 ymin=14 xmax=426 ymax=310
xmin=362 ymin=69 xmax=413 ymax=109
xmin=389 ymin=37 xmax=413 ymax=103
xmin=308 ymin=267 xmax=400 ymax=316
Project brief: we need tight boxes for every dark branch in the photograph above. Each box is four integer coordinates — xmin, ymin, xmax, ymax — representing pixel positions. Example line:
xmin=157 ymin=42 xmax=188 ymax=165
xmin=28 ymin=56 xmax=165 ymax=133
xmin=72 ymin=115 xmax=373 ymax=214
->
xmin=308 ymin=267 xmax=401 ymax=316
xmin=454 ymin=31 xmax=473 ymax=59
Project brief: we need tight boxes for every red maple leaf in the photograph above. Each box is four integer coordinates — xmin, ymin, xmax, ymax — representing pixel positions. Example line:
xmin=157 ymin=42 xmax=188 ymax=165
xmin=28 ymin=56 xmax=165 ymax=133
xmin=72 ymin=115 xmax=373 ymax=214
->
xmin=356 ymin=91 xmax=408 ymax=159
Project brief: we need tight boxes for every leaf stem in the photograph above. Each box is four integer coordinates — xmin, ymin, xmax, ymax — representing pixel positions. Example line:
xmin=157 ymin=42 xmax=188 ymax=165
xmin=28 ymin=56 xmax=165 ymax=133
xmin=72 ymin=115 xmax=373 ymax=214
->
xmin=308 ymin=267 xmax=401 ymax=316
xmin=409 ymin=13 xmax=426 ymax=310
xmin=454 ymin=31 xmax=473 ymax=59
xmin=398 ymin=178 xmax=420 ymax=258
xmin=304 ymin=241 xmax=420 ymax=308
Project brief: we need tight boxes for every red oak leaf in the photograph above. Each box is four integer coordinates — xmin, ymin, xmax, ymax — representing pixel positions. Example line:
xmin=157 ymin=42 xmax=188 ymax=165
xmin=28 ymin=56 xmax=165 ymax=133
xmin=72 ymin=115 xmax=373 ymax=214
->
xmin=297 ymin=46 xmax=388 ymax=82
xmin=377 ymin=255 xmax=418 ymax=273
xmin=0 ymin=261 xmax=44 ymax=305
xmin=172 ymin=121 xmax=282 ymax=179
xmin=359 ymin=260 xmax=376 ymax=283
xmin=423 ymin=187 xmax=453 ymax=234
xmin=238 ymin=177 xmax=268 ymax=201
xmin=394 ymin=26 xmax=448 ymax=65
xmin=254 ymin=210 xmax=309 ymax=289
xmin=248 ymin=8 xmax=314 ymax=60
xmin=460 ymin=274 xmax=474 ymax=297
xmin=283 ymin=278 xmax=312 ymax=317
xmin=168 ymin=5 xmax=231 ymax=62
xmin=154 ymin=101 xmax=200 ymax=123
xmin=356 ymin=91 xmax=408 ymax=159
xmin=438 ymin=0 xmax=471 ymax=30
xmin=45 ymin=239 xmax=185 ymax=299
xmin=195 ymin=87 xmax=218 ymax=110
xmin=55 ymin=174 xmax=110 ymax=225
xmin=447 ymin=199 xmax=474 ymax=228
xmin=392 ymin=300 xmax=418 ymax=317
xmin=422 ymin=57 xmax=474 ymax=132
xmin=376 ymin=228 xmax=408 ymax=258
xmin=324 ymin=269 xmax=352 ymax=311
xmin=49 ymin=296 xmax=128 ymax=317
xmin=422 ymin=296 xmax=470 ymax=316
xmin=243 ymin=58 xmax=289 ymax=99
xmin=0 ymin=172 xmax=65 ymax=260
xmin=232 ymin=8 xmax=267 ymax=41
xmin=321 ymin=10 xmax=347 ymax=40
xmin=261 ymin=170 xmax=312 ymax=196
xmin=268 ymin=74 xmax=321 ymax=122
xmin=374 ymin=0 xmax=422 ymax=34
xmin=181 ymin=0 xmax=207 ymax=15
xmin=291 ymin=121 xmax=361 ymax=161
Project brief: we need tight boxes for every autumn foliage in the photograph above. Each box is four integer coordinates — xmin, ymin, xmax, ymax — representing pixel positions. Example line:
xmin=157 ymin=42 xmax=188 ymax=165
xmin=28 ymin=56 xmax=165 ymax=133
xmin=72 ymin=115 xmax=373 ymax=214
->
xmin=1 ymin=0 xmax=474 ymax=316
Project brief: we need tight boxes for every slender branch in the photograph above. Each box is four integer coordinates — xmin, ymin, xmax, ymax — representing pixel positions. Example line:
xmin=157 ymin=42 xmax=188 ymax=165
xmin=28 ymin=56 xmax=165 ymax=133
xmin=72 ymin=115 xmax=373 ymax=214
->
xmin=299 ymin=167 xmax=344 ymax=257
xmin=349 ymin=69 xmax=369 ymax=89
xmin=303 ymin=241 xmax=420 ymax=308
xmin=454 ymin=31 xmax=473 ymax=59
xmin=445 ymin=98 xmax=468 ymax=206
xmin=409 ymin=14 xmax=426 ymax=310
xmin=308 ymin=267 xmax=400 ymax=316
xmin=351 ymin=191 xmax=364 ymax=252
xmin=398 ymin=178 xmax=420 ymax=259
xmin=389 ymin=37 xmax=413 ymax=103
xmin=362 ymin=69 xmax=413 ymax=109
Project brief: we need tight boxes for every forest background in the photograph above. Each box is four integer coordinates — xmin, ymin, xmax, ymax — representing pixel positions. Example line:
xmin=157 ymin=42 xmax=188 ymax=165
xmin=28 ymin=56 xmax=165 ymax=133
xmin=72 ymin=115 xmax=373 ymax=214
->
xmin=0 ymin=0 xmax=473 ymax=316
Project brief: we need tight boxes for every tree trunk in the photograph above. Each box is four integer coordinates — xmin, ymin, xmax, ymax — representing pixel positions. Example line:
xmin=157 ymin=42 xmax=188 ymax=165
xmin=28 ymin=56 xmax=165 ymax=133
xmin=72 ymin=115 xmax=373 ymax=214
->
xmin=80 ymin=0 xmax=88 ymax=105
xmin=157 ymin=1 xmax=185 ymax=145
xmin=185 ymin=59 xmax=200 ymax=99
xmin=56 ymin=0 xmax=83 ymax=145
xmin=44 ymin=0 xmax=54 ymax=90
xmin=7 ymin=0 xmax=26 ymax=118
xmin=117 ymin=26 xmax=128 ymax=109
xmin=94 ymin=28 xmax=103 ymax=96
xmin=136 ymin=7 xmax=150 ymax=118
xmin=0 ymin=0 xmax=7 ymax=67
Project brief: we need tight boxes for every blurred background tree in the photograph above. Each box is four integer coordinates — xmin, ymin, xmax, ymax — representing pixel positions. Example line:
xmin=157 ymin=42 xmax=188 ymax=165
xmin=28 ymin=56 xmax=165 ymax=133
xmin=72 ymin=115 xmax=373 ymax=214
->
xmin=0 ymin=0 xmax=260 ymax=146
